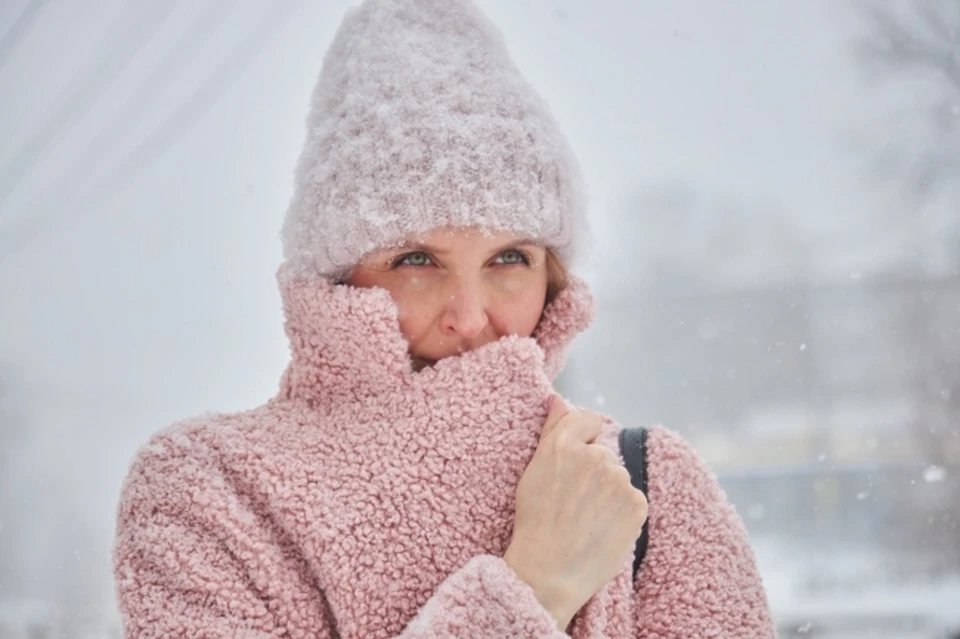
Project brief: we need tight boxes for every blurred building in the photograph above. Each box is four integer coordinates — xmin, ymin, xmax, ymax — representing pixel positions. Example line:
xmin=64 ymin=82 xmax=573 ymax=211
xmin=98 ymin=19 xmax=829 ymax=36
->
xmin=560 ymin=209 xmax=960 ymax=570
xmin=564 ymin=273 xmax=960 ymax=470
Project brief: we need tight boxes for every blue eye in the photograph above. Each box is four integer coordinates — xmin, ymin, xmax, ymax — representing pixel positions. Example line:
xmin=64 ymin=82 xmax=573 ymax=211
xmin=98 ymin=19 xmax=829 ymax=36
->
xmin=393 ymin=252 xmax=433 ymax=268
xmin=495 ymin=249 xmax=530 ymax=265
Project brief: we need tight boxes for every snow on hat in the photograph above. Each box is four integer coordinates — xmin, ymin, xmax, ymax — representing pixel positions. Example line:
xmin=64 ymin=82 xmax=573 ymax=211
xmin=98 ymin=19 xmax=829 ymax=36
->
xmin=280 ymin=0 xmax=589 ymax=278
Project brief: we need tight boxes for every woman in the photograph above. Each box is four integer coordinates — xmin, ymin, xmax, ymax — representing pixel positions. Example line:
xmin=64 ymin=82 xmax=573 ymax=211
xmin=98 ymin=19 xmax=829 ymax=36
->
xmin=113 ymin=0 xmax=775 ymax=636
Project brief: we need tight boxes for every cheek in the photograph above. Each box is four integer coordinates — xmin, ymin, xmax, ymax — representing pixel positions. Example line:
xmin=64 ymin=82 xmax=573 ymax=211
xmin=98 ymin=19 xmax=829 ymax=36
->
xmin=491 ymin=272 xmax=548 ymax=337
xmin=390 ymin=280 xmax=439 ymax=338
xmin=349 ymin=268 xmax=444 ymax=344
xmin=508 ymin=295 xmax=548 ymax=336
xmin=498 ymin=274 xmax=528 ymax=294
xmin=396 ymin=307 xmax=430 ymax=341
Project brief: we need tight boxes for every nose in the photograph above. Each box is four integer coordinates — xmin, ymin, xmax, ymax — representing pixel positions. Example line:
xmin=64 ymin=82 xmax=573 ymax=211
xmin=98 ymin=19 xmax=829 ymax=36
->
xmin=440 ymin=275 xmax=489 ymax=340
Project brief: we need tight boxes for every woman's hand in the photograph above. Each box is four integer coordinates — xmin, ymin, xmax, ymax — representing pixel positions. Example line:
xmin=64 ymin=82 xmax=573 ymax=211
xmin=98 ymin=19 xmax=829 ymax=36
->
xmin=503 ymin=396 xmax=648 ymax=631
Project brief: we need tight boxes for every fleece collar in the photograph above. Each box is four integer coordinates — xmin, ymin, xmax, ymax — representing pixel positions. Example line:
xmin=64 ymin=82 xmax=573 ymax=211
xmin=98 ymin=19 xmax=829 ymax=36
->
xmin=275 ymin=263 xmax=595 ymax=407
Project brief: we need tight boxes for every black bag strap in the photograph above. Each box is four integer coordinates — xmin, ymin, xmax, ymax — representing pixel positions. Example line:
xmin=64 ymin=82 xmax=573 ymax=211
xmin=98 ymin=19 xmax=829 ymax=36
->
xmin=618 ymin=426 xmax=649 ymax=582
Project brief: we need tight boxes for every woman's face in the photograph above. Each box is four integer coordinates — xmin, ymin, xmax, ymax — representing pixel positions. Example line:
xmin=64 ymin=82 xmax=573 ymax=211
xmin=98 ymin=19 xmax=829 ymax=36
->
xmin=346 ymin=227 xmax=550 ymax=368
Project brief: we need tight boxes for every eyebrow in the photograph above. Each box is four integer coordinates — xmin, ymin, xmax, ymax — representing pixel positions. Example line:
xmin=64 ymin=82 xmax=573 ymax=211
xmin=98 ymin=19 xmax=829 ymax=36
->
xmin=398 ymin=238 xmax=539 ymax=256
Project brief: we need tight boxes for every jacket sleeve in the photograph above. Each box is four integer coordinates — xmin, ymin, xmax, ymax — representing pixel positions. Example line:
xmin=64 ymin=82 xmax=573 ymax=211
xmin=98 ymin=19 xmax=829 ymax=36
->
xmin=634 ymin=426 xmax=776 ymax=638
xmin=112 ymin=426 xmax=332 ymax=639
xmin=113 ymin=428 xmax=567 ymax=639
xmin=398 ymin=555 xmax=568 ymax=637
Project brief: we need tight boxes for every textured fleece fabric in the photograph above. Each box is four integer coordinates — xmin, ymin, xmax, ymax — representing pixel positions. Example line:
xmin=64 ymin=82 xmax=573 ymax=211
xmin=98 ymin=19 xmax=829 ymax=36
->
xmin=281 ymin=0 xmax=588 ymax=278
xmin=113 ymin=268 xmax=776 ymax=638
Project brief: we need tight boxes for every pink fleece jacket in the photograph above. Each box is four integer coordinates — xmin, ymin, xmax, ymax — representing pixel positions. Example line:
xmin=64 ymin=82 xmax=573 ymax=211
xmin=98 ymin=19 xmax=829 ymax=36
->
xmin=113 ymin=269 xmax=775 ymax=638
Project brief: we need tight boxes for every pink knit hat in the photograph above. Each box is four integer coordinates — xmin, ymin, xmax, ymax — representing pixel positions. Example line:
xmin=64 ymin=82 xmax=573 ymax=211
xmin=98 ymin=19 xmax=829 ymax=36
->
xmin=280 ymin=0 xmax=589 ymax=279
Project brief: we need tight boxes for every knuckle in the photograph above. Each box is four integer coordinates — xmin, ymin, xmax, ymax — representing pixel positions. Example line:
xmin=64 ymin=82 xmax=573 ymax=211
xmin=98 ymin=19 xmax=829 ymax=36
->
xmin=584 ymin=446 xmax=607 ymax=467
xmin=611 ymin=464 xmax=632 ymax=483
xmin=579 ymin=412 xmax=602 ymax=430
xmin=553 ymin=429 xmax=577 ymax=451
xmin=574 ymin=409 xmax=601 ymax=426
xmin=629 ymin=489 xmax=649 ymax=516
xmin=588 ymin=444 xmax=617 ymax=466
xmin=602 ymin=466 xmax=632 ymax=495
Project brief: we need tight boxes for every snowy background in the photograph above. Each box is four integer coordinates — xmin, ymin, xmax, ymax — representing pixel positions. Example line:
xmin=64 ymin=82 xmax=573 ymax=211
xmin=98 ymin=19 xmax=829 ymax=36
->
xmin=1 ymin=1 xmax=958 ymax=637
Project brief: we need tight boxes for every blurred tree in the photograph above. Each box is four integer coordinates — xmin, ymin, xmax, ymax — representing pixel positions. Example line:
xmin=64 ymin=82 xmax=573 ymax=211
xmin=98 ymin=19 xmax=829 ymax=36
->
xmin=852 ymin=1 xmax=960 ymax=574
xmin=852 ymin=1 xmax=960 ymax=269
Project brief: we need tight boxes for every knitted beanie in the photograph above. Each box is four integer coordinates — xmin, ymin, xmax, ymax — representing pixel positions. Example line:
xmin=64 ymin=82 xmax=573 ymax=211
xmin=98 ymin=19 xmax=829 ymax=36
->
xmin=280 ymin=0 xmax=588 ymax=279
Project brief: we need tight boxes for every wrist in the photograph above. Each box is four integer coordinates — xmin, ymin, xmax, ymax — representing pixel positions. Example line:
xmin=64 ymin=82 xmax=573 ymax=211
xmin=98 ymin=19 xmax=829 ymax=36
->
xmin=503 ymin=545 xmax=577 ymax=630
